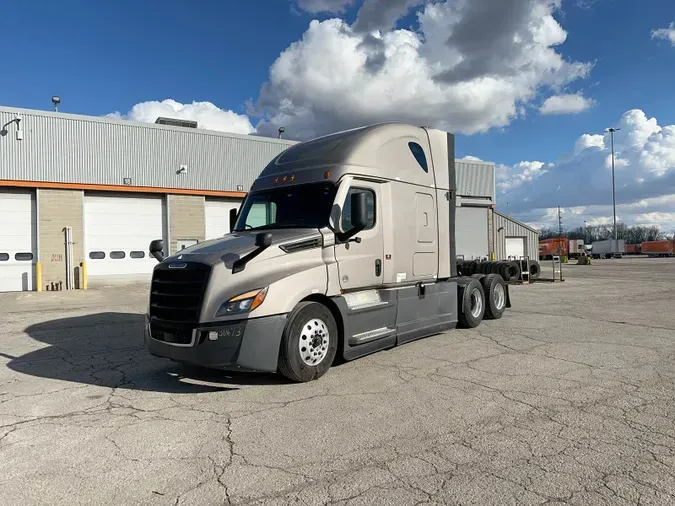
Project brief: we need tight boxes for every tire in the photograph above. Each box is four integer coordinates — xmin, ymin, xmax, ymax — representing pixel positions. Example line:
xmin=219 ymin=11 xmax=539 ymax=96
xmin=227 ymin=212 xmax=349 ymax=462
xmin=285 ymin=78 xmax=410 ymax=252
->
xmin=277 ymin=301 xmax=338 ymax=383
xmin=529 ymin=261 xmax=541 ymax=280
xmin=480 ymin=274 xmax=507 ymax=320
xmin=458 ymin=278 xmax=486 ymax=329
xmin=508 ymin=261 xmax=521 ymax=281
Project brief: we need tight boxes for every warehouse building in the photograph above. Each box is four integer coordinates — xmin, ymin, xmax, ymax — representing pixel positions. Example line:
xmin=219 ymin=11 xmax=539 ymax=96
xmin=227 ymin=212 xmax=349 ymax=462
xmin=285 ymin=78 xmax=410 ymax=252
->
xmin=0 ymin=104 xmax=537 ymax=292
xmin=492 ymin=210 xmax=540 ymax=262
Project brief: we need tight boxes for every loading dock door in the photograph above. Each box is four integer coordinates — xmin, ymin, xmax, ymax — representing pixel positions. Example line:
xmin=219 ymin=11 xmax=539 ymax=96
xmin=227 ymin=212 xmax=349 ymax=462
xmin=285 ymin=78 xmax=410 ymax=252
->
xmin=84 ymin=193 xmax=166 ymax=284
xmin=0 ymin=189 xmax=37 ymax=292
xmin=455 ymin=206 xmax=489 ymax=260
xmin=205 ymin=198 xmax=242 ymax=240
xmin=505 ymin=237 xmax=525 ymax=259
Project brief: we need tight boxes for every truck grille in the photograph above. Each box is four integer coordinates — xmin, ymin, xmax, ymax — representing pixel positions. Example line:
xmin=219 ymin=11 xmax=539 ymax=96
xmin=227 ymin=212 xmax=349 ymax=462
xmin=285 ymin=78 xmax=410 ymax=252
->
xmin=149 ymin=262 xmax=212 ymax=325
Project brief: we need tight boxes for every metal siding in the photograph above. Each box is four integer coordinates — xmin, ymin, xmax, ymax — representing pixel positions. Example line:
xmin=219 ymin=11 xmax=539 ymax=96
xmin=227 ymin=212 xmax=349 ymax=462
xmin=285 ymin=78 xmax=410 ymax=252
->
xmin=493 ymin=211 xmax=539 ymax=261
xmin=455 ymin=160 xmax=495 ymax=202
xmin=1 ymin=107 xmax=296 ymax=192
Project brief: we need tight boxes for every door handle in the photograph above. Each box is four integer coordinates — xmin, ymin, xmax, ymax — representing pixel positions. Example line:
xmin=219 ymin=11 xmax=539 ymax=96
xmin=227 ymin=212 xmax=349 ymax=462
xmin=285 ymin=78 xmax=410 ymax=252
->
xmin=375 ymin=259 xmax=381 ymax=277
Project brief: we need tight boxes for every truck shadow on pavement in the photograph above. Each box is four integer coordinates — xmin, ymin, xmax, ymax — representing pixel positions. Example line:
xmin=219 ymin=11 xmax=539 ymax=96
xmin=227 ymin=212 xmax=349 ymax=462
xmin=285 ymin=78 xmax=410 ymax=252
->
xmin=7 ymin=312 xmax=289 ymax=393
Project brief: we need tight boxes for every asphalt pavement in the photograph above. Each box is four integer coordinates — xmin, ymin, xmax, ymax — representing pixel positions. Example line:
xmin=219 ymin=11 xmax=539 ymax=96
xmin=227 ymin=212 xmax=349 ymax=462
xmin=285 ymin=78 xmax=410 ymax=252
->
xmin=2 ymin=257 xmax=675 ymax=505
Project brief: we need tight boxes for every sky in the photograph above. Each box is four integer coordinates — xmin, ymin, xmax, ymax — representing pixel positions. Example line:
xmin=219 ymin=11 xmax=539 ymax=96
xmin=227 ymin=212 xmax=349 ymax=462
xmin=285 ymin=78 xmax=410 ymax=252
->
xmin=1 ymin=0 xmax=675 ymax=232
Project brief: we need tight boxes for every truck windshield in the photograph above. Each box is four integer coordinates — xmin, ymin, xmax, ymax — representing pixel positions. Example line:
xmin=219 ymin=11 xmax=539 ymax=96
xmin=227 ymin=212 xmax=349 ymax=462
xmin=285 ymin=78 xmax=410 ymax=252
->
xmin=233 ymin=182 xmax=338 ymax=231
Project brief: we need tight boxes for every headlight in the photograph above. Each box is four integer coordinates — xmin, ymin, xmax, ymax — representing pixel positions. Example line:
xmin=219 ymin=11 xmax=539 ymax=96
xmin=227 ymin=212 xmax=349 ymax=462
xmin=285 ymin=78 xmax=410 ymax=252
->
xmin=216 ymin=287 xmax=268 ymax=317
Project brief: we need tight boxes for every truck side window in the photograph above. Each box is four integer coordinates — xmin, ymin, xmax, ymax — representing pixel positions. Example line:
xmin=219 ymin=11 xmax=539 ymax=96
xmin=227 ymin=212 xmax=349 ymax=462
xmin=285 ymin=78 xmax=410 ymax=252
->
xmin=247 ymin=202 xmax=277 ymax=228
xmin=342 ymin=188 xmax=376 ymax=231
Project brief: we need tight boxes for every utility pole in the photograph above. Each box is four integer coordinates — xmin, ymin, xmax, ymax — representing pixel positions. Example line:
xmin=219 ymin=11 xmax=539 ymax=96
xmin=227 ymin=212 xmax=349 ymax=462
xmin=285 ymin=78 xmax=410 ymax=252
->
xmin=606 ymin=127 xmax=620 ymax=253
xmin=558 ymin=206 xmax=563 ymax=256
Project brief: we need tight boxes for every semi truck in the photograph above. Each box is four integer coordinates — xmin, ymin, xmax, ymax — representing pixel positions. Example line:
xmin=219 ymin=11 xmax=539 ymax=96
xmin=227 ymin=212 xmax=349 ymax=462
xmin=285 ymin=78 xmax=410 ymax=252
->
xmin=143 ymin=123 xmax=512 ymax=382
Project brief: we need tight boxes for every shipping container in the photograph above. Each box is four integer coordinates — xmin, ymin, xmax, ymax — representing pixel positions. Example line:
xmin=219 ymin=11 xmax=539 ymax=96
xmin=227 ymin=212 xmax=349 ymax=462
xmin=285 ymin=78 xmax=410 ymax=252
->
xmin=624 ymin=243 xmax=642 ymax=255
xmin=641 ymin=240 xmax=675 ymax=257
xmin=591 ymin=239 xmax=624 ymax=259
xmin=539 ymin=238 xmax=568 ymax=260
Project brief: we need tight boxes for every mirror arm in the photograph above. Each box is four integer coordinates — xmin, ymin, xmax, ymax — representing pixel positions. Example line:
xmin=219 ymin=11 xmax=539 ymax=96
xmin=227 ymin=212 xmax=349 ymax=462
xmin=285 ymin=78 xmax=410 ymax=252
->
xmin=335 ymin=226 xmax=364 ymax=244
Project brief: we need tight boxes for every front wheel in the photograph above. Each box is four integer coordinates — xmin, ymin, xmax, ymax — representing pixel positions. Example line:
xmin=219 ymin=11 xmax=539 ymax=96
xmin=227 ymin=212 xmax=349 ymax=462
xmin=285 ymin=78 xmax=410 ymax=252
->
xmin=278 ymin=301 xmax=338 ymax=382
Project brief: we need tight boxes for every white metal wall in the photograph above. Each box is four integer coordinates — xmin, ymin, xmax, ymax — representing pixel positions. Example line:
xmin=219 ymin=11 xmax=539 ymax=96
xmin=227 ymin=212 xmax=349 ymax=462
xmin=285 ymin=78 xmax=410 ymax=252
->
xmin=0 ymin=189 xmax=37 ymax=292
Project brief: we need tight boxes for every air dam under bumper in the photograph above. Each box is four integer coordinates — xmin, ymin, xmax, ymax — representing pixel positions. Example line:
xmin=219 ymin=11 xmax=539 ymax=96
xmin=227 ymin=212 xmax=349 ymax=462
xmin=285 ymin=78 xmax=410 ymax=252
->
xmin=144 ymin=314 xmax=288 ymax=372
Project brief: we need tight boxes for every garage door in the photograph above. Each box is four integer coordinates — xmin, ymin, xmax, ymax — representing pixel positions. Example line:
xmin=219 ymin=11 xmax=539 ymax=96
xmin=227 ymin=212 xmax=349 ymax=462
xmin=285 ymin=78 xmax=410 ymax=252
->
xmin=455 ymin=206 xmax=489 ymax=260
xmin=205 ymin=198 xmax=242 ymax=240
xmin=84 ymin=193 xmax=166 ymax=284
xmin=0 ymin=189 xmax=37 ymax=292
xmin=505 ymin=237 xmax=525 ymax=259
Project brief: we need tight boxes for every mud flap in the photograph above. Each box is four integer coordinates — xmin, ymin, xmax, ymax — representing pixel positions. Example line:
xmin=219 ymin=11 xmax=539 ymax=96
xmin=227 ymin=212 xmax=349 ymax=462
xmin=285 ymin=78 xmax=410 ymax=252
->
xmin=505 ymin=283 xmax=512 ymax=309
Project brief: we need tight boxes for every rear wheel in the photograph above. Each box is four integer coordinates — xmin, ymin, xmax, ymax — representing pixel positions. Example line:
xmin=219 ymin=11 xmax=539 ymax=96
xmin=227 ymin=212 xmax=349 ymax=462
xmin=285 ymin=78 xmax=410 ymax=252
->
xmin=480 ymin=274 xmax=506 ymax=320
xmin=458 ymin=279 xmax=486 ymax=328
xmin=278 ymin=301 xmax=338 ymax=383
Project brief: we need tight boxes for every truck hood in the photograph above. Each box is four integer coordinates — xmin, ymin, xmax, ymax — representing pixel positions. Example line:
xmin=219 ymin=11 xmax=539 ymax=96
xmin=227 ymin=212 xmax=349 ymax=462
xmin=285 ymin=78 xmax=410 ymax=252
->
xmin=163 ymin=228 xmax=324 ymax=267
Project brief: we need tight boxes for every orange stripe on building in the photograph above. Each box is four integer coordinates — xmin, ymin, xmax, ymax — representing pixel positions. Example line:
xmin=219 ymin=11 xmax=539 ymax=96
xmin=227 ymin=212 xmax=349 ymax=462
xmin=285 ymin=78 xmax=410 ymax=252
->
xmin=0 ymin=180 xmax=247 ymax=198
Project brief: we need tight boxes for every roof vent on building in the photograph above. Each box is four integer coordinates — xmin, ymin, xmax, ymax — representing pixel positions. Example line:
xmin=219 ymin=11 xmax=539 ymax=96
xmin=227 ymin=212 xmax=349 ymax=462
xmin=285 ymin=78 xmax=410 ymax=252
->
xmin=155 ymin=117 xmax=198 ymax=129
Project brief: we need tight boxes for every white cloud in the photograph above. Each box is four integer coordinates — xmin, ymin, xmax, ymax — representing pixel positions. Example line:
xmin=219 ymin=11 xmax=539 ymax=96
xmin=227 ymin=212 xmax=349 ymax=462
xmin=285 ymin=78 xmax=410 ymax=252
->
xmin=575 ymin=133 xmax=604 ymax=153
xmin=460 ymin=155 xmax=483 ymax=161
xmin=652 ymin=22 xmax=675 ymax=46
xmin=295 ymin=0 xmax=356 ymax=14
xmin=251 ymin=0 xmax=594 ymax=140
xmin=497 ymin=161 xmax=549 ymax=192
xmin=539 ymin=93 xmax=595 ymax=115
xmin=499 ymin=109 xmax=675 ymax=231
xmin=108 ymin=99 xmax=256 ymax=135
xmin=604 ymin=154 xmax=630 ymax=169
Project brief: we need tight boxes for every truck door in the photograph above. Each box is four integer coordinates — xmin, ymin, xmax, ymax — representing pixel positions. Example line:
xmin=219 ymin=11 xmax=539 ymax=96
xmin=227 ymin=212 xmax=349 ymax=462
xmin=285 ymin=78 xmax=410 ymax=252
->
xmin=334 ymin=182 xmax=384 ymax=290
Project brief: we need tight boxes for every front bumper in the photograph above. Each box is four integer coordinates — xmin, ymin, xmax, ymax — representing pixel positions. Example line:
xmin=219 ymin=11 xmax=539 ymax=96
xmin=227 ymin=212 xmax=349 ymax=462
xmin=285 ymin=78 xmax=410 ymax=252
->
xmin=144 ymin=314 xmax=288 ymax=373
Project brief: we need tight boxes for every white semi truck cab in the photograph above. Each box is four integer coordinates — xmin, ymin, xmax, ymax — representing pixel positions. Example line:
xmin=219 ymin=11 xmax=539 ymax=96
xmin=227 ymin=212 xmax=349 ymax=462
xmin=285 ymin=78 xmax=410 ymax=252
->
xmin=144 ymin=123 xmax=511 ymax=382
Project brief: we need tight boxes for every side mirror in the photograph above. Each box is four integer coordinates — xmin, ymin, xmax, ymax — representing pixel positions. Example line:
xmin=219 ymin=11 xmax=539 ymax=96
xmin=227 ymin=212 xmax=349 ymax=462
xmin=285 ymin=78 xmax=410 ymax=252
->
xmin=149 ymin=239 xmax=165 ymax=262
xmin=229 ymin=208 xmax=238 ymax=232
xmin=232 ymin=232 xmax=272 ymax=274
xmin=255 ymin=232 xmax=273 ymax=248
xmin=350 ymin=191 xmax=368 ymax=231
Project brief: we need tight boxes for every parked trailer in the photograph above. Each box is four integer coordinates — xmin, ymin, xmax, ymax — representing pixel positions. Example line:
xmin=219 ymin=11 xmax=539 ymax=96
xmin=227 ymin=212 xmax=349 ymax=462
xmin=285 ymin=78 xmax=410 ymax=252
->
xmin=539 ymin=238 xmax=568 ymax=260
xmin=624 ymin=243 xmax=642 ymax=255
xmin=143 ymin=123 xmax=513 ymax=383
xmin=591 ymin=239 xmax=624 ymax=259
xmin=641 ymin=240 xmax=675 ymax=257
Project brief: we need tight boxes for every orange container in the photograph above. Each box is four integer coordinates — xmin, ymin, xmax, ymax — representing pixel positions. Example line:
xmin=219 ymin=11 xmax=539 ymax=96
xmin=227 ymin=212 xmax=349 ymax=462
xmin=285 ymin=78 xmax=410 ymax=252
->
xmin=641 ymin=240 xmax=675 ymax=255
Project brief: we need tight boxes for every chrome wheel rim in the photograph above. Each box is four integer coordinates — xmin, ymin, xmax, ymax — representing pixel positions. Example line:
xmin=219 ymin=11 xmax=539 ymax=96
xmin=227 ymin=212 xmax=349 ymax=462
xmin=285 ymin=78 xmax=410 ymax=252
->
xmin=299 ymin=318 xmax=329 ymax=366
xmin=494 ymin=283 xmax=505 ymax=310
xmin=470 ymin=288 xmax=483 ymax=318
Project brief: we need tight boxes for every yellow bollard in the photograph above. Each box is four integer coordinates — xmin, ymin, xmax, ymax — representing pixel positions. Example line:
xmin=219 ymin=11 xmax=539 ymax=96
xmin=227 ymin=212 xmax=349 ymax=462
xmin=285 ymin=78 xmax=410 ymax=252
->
xmin=81 ymin=261 xmax=88 ymax=290
xmin=36 ymin=262 xmax=42 ymax=292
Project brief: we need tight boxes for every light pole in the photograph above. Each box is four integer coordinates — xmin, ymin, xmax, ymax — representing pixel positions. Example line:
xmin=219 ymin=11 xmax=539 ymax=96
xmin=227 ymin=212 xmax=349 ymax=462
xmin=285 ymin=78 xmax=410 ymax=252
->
xmin=278 ymin=126 xmax=285 ymax=139
xmin=605 ymin=127 xmax=620 ymax=251
xmin=52 ymin=96 xmax=61 ymax=112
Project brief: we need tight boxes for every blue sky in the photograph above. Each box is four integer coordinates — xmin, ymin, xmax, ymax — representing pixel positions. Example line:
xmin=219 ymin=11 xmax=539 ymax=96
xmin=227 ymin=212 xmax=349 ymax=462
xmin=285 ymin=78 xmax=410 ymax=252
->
xmin=2 ymin=0 xmax=675 ymax=230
